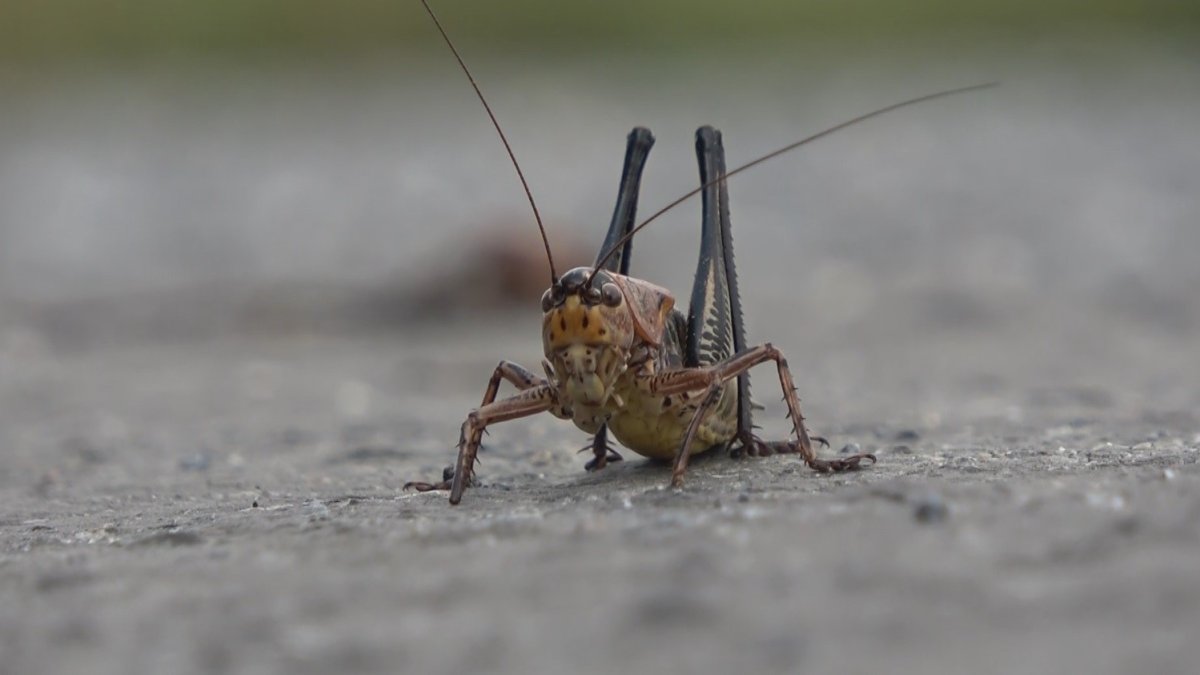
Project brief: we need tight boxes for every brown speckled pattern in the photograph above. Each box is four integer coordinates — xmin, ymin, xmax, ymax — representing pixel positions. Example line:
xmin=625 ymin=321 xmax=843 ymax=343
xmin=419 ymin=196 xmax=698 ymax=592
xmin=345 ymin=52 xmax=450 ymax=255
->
xmin=547 ymin=303 xmax=738 ymax=459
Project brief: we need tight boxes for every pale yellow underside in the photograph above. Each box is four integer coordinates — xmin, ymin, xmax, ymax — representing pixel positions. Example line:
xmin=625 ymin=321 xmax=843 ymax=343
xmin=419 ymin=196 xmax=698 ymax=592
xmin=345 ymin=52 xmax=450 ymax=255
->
xmin=602 ymin=379 xmax=738 ymax=459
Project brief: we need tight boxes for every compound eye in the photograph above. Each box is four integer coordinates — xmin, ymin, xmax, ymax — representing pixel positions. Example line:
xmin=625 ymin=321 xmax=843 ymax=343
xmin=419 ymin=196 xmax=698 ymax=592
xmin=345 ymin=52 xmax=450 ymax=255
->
xmin=540 ymin=288 xmax=554 ymax=312
xmin=585 ymin=286 xmax=602 ymax=304
xmin=601 ymin=283 xmax=622 ymax=307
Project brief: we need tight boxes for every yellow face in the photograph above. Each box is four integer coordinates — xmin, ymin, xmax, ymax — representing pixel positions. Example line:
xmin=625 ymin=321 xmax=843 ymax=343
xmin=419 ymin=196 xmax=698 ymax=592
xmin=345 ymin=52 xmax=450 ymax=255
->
xmin=543 ymin=295 xmax=623 ymax=350
xmin=540 ymin=267 xmax=636 ymax=354
xmin=544 ymin=296 xmax=629 ymax=408
xmin=541 ymin=268 xmax=636 ymax=412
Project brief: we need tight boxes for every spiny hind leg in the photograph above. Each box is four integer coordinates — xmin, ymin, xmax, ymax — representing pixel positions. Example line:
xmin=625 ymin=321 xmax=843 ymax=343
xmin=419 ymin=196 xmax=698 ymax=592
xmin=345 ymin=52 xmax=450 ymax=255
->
xmin=694 ymin=127 xmax=777 ymax=462
xmin=595 ymin=127 xmax=654 ymax=276
xmin=765 ymin=346 xmax=872 ymax=472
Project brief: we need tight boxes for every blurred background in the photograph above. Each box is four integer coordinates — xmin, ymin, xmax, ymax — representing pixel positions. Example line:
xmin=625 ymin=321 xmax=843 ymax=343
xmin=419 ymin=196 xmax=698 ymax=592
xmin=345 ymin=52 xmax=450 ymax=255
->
xmin=2 ymin=0 xmax=1198 ymax=338
xmin=4 ymin=0 xmax=1200 ymax=477
xmin=2 ymin=0 xmax=1200 ymax=458
xmin=4 ymin=3 xmax=1200 ymax=675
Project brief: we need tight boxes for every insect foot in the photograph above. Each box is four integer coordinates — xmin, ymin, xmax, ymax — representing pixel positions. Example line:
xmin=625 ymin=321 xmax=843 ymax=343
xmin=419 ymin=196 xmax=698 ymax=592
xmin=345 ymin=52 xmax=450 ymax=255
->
xmin=403 ymin=464 xmax=478 ymax=493
xmin=729 ymin=434 xmax=782 ymax=457
xmin=579 ymin=428 xmax=624 ymax=472
xmin=803 ymin=450 xmax=877 ymax=473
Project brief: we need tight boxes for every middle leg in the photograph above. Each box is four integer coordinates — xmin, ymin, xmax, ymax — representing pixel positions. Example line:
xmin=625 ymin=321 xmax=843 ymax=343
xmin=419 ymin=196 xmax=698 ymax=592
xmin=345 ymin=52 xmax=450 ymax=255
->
xmin=650 ymin=344 xmax=875 ymax=488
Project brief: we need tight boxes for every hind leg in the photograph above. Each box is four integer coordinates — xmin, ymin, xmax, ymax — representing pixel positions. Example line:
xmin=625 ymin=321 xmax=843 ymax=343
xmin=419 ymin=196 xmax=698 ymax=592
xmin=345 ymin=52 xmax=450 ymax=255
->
xmin=688 ymin=128 xmax=851 ymax=472
xmin=689 ymin=128 xmax=767 ymax=459
xmin=579 ymin=128 xmax=654 ymax=472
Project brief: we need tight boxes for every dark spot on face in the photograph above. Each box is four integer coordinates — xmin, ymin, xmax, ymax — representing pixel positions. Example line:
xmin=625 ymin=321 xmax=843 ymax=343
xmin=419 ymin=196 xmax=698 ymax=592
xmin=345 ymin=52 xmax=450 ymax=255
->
xmin=559 ymin=316 xmax=567 ymax=331
xmin=582 ymin=314 xmax=589 ymax=329
xmin=662 ymin=396 xmax=672 ymax=408
xmin=599 ymin=328 xmax=607 ymax=336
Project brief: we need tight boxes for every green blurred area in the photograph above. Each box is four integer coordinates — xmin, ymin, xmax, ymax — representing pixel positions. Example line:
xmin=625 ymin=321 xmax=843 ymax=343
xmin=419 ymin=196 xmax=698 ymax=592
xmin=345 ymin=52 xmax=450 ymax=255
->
xmin=2 ymin=0 xmax=1198 ymax=63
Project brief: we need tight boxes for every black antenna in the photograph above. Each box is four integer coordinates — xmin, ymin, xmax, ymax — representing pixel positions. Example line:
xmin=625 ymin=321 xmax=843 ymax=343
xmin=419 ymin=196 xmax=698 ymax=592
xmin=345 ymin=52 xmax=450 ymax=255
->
xmin=419 ymin=0 xmax=558 ymax=282
xmin=591 ymin=82 xmax=998 ymax=279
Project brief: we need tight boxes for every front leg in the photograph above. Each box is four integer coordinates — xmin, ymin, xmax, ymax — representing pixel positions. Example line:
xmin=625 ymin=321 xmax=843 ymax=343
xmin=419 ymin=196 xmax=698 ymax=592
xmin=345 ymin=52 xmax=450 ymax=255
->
xmin=404 ymin=361 xmax=553 ymax=504
xmin=651 ymin=343 xmax=875 ymax=488
xmin=448 ymin=359 xmax=548 ymax=481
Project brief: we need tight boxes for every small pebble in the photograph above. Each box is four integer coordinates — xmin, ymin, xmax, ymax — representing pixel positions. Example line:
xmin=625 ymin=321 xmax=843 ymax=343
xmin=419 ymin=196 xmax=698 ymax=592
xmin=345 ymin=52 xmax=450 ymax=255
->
xmin=895 ymin=430 xmax=921 ymax=442
xmin=840 ymin=442 xmax=861 ymax=455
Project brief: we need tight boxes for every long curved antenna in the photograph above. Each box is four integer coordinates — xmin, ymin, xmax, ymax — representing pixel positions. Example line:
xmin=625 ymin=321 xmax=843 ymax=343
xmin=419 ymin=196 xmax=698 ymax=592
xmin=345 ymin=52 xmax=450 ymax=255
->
xmin=590 ymin=82 xmax=998 ymax=280
xmin=420 ymin=0 xmax=557 ymax=283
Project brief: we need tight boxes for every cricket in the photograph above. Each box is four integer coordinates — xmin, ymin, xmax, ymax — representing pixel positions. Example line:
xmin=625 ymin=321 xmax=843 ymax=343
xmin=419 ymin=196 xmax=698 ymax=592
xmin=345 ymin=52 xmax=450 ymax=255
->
xmin=406 ymin=0 xmax=994 ymax=504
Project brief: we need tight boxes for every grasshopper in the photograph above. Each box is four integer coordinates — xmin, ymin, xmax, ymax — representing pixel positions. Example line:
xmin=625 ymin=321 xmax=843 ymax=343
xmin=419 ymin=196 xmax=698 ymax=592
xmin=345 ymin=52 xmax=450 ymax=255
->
xmin=406 ymin=0 xmax=993 ymax=504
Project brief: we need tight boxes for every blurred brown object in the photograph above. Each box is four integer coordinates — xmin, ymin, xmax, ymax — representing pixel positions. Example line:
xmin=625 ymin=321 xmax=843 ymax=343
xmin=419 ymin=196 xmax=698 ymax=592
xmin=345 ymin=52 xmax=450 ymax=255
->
xmin=6 ymin=223 xmax=595 ymax=347
xmin=405 ymin=223 xmax=592 ymax=318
